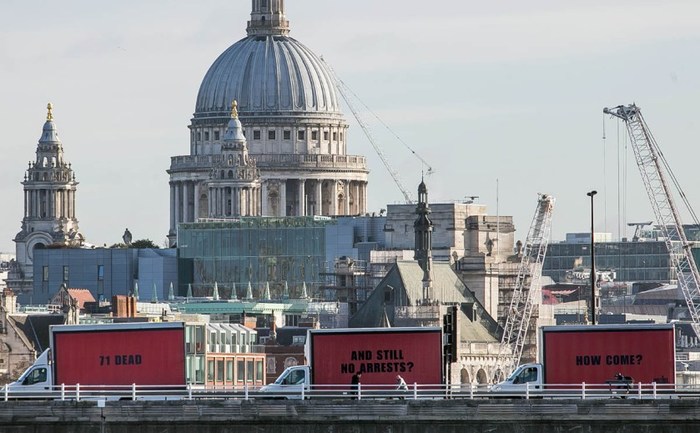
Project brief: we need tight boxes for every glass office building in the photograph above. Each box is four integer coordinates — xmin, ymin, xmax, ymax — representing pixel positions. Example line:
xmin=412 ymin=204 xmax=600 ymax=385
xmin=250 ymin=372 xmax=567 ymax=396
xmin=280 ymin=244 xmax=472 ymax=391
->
xmin=177 ymin=217 xmax=336 ymax=298
xmin=543 ymin=240 xmax=674 ymax=283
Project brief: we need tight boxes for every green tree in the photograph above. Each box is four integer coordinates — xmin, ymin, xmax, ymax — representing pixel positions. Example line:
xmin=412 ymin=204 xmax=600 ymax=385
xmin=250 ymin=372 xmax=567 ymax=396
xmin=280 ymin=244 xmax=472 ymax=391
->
xmin=130 ymin=239 xmax=160 ymax=249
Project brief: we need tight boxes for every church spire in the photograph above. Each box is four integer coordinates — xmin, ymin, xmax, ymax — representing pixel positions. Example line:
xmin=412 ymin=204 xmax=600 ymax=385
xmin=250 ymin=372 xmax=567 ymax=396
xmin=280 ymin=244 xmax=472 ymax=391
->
xmin=414 ymin=178 xmax=433 ymax=304
xmin=247 ymin=0 xmax=290 ymax=37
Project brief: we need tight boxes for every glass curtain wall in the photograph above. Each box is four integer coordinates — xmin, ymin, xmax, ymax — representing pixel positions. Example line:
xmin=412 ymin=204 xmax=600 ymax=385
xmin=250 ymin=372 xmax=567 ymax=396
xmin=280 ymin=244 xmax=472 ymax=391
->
xmin=178 ymin=217 xmax=333 ymax=298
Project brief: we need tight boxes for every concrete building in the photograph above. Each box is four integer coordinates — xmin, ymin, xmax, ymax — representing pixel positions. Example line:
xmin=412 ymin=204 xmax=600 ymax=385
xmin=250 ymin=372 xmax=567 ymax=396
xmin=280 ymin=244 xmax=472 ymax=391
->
xmin=383 ymin=202 xmax=489 ymax=262
xmin=27 ymin=247 xmax=177 ymax=306
xmin=350 ymin=181 xmax=506 ymax=385
xmin=167 ymin=0 xmax=369 ymax=246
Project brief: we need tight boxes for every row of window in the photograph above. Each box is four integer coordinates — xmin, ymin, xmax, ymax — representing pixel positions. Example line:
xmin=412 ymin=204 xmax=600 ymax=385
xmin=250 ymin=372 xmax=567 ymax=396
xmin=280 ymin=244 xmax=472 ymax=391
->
xmin=195 ymin=130 xmax=344 ymax=142
xmin=42 ymin=265 xmax=104 ymax=282
xmin=206 ymin=357 xmax=265 ymax=384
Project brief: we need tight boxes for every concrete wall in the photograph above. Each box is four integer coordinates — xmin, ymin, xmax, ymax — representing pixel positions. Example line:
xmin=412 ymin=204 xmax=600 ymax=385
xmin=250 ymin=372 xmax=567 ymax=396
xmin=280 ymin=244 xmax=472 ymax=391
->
xmin=1 ymin=399 xmax=699 ymax=432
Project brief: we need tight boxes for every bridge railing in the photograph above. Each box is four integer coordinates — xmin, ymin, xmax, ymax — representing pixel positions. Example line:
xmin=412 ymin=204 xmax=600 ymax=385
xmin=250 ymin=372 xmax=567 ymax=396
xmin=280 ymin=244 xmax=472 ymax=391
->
xmin=3 ymin=382 xmax=700 ymax=401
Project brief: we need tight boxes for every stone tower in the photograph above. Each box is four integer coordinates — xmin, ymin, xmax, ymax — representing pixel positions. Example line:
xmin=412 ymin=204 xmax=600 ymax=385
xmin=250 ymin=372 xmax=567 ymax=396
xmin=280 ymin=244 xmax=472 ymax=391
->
xmin=6 ymin=103 xmax=83 ymax=296
xmin=205 ymin=101 xmax=262 ymax=217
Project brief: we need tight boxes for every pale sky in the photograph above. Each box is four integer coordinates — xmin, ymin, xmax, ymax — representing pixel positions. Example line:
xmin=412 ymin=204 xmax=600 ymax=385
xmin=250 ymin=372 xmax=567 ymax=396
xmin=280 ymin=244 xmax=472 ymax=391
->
xmin=2 ymin=0 xmax=700 ymax=253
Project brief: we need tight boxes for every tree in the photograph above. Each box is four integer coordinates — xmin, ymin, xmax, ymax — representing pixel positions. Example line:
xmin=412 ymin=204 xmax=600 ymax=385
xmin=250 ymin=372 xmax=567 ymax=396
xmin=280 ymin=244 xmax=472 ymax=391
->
xmin=130 ymin=239 xmax=160 ymax=249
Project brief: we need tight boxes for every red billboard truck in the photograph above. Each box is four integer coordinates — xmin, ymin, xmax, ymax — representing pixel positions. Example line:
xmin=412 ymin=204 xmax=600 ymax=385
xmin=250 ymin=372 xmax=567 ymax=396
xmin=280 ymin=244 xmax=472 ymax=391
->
xmin=5 ymin=322 xmax=186 ymax=396
xmin=260 ymin=327 xmax=443 ymax=398
xmin=492 ymin=323 xmax=676 ymax=395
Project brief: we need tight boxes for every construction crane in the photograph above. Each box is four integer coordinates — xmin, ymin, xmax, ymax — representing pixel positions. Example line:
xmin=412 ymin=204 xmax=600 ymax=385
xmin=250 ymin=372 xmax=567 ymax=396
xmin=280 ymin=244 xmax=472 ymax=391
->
xmin=322 ymin=59 xmax=434 ymax=204
xmin=627 ymin=221 xmax=653 ymax=242
xmin=497 ymin=193 xmax=555 ymax=376
xmin=604 ymin=104 xmax=700 ymax=332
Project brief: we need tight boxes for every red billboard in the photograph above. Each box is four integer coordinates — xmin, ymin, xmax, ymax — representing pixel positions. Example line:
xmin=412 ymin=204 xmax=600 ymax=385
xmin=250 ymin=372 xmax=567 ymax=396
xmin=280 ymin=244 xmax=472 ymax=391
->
xmin=542 ymin=325 xmax=675 ymax=385
xmin=52 ymin=325 xmax=186 ymax=386
xmin=309 ymin=328 xmax=443 ymax=386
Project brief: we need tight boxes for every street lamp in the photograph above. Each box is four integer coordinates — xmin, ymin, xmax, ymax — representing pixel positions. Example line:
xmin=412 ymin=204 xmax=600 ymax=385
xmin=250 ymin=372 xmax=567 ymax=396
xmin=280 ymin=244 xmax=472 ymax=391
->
xmin=587 ymin=190 xmax=597 ymax=325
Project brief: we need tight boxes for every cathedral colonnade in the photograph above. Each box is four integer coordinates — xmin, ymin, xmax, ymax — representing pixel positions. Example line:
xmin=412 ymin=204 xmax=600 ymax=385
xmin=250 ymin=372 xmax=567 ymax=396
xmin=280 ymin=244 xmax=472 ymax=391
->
xmin=169 ymin=178 xmax=368 ymax=227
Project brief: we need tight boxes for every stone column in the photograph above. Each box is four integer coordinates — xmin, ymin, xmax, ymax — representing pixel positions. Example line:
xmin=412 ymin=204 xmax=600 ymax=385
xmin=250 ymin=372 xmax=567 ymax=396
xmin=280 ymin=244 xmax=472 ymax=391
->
xmin=193 ymin=182 xmax=200 ymax=221
xmin=261 ymin=182 xmax=269 ymax=215
xmin=360 ymin=182 xmax=367 ymax=214
xmin=280 ymin=180 xmax=287 ymax=217
xmin=331 ymin=180 xmax=338 ymax=216
xmin=344 ymin=180 xmax=350 ymax=215
xmin=206 ymin=186 xmax=211 ymax=217
xmin=315 ymin=180 xmax=323 ymax=216
xmin=298 ymin=179 xmax=306 ymax=216
xmin=255 ymin=186 xmax=260 ymax=215
xmin=183 ymin=182 xmax=190 ymax=222
xmin=246 ymin=188 xmax=251 ymax=216
xmin=174 ymin=182 xmax=181 ymax=225
xmin=168 ymin=184 xmax=174 ymax=231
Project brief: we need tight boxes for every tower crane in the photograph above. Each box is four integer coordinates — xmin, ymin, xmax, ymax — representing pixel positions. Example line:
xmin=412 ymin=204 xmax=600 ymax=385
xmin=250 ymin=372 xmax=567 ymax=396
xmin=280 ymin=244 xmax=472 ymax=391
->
xmin=497 ymin=193 xmax=555 ymax=376
xmin=604 ymin=104 xmax=700 ymax=332
xmin=322 ymin=59 xmax=434 ymax=204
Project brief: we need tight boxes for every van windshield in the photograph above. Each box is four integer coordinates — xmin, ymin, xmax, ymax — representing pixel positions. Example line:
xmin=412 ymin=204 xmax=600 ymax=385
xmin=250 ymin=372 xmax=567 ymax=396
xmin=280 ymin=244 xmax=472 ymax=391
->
xmin=274 ymin=369 xmax=305 ymax=385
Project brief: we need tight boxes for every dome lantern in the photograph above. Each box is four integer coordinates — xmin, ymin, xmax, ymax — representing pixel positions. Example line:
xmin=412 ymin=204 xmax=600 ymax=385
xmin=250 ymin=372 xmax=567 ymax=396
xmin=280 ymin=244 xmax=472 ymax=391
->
xmin=247 ymin=0 xmax=290 ymax=37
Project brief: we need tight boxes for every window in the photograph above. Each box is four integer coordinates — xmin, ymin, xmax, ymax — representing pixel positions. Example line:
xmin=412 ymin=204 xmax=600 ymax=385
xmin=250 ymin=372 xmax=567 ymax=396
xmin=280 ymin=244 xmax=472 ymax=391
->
xmin=266 ymin=357 xmax=277 ymax=374
xmin=226 ymin=360 xmax=234 ymax=382
xmin=297 ymin=130 xmax=305 ymax=140
xmin=247 ymin=360 xmax=254 ymax=382
xmin=333 ymin=132 xmax=337 ymax=141
xmin=268 ymin=130 xmax=276 ymax=140
xmin=340 ymin=132 xmax=344 ymax=141
xmin=283 ymin=369 xmax=305 ymax=385
xmin=204 ymin=131 xmax=210 ymax=141
xmin=253 ymin=130 xmax=261 ymax=140
xmin=97 ymin=265 xmax=104 ymax=281
xmin=311 ymin=131 xmax=318 ymax=140
xmin=197 ymin=132 xmax=201 ymax=141
xmin=237 ymin=360 xmax=245 ymax=382
xmin=285 ymin=314 xmax=300 ymax=326
xmin=42 ymin=266 xmax=49 ymax=282
xmin=216 ymin=360 xmax=224 ymax=382
xmin=23 ymin=368 xmax=47 ymax=385
xmin=62 ymin=266 xmax=69 ymax=282
xmin=323 ymin=131 xmax=329 ymax=140
xmin=207 ymin=360 xmax=215 ymax=382
xmin=256 ymin=360 xmax=264 ymax=382
xmin=214 ymin=130 xmax=220 ymax=140
xmin=283 ymin=130 xmax=291 ymax=140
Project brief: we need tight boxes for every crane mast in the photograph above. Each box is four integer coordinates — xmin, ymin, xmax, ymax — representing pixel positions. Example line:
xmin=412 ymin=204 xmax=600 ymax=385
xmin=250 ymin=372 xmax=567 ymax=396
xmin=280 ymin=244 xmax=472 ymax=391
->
xmin=604 ymin=104 xmax=700 ymax=330
xmin=497 ymin=194 xmax=555 ymax=375
xmin=322 ymin=59 xmax=425 ymax=204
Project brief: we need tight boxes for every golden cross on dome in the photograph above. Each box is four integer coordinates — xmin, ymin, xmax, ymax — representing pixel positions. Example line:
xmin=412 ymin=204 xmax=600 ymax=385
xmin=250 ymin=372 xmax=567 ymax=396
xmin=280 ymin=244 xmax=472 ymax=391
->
xmin=231 ymin=100 xmax=238 ymax=119
xmin=47 ymin=102 xmax=53 ymax=121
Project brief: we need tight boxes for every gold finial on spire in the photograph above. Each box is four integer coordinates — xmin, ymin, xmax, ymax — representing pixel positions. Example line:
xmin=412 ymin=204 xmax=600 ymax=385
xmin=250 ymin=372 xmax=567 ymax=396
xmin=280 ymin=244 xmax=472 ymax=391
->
xmin=46 ymin=102 xmax=54 ymax=121
xmin=230 ymin=100 xmax=239 ymax=119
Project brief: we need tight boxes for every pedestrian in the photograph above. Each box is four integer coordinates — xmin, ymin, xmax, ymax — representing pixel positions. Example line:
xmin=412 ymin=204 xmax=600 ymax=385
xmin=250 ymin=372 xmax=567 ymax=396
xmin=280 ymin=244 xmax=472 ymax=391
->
xmin=396 ymin=374 xmax=407 ymax=399
xmin=351 ymin=372 xmax=362 ymax=399
xmin=396 ymin=374 xmax=407 ymax=391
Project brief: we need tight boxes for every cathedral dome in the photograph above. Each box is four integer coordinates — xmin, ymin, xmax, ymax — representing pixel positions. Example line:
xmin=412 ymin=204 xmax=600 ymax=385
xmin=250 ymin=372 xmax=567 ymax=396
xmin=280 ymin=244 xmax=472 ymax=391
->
xmin=194 ymin=7 xmax=339 ymax=119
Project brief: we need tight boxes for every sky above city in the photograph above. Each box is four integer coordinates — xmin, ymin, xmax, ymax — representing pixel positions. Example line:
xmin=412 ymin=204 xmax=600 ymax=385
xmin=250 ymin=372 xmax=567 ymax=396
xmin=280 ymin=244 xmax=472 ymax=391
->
xmin=2 ymin=0 xmax=700 ymax=253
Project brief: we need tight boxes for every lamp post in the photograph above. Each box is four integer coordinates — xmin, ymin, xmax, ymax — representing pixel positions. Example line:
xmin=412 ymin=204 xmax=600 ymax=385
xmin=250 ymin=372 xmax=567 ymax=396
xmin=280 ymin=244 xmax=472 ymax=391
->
xmin=587 ymin=190 xmax=597 ymax=325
